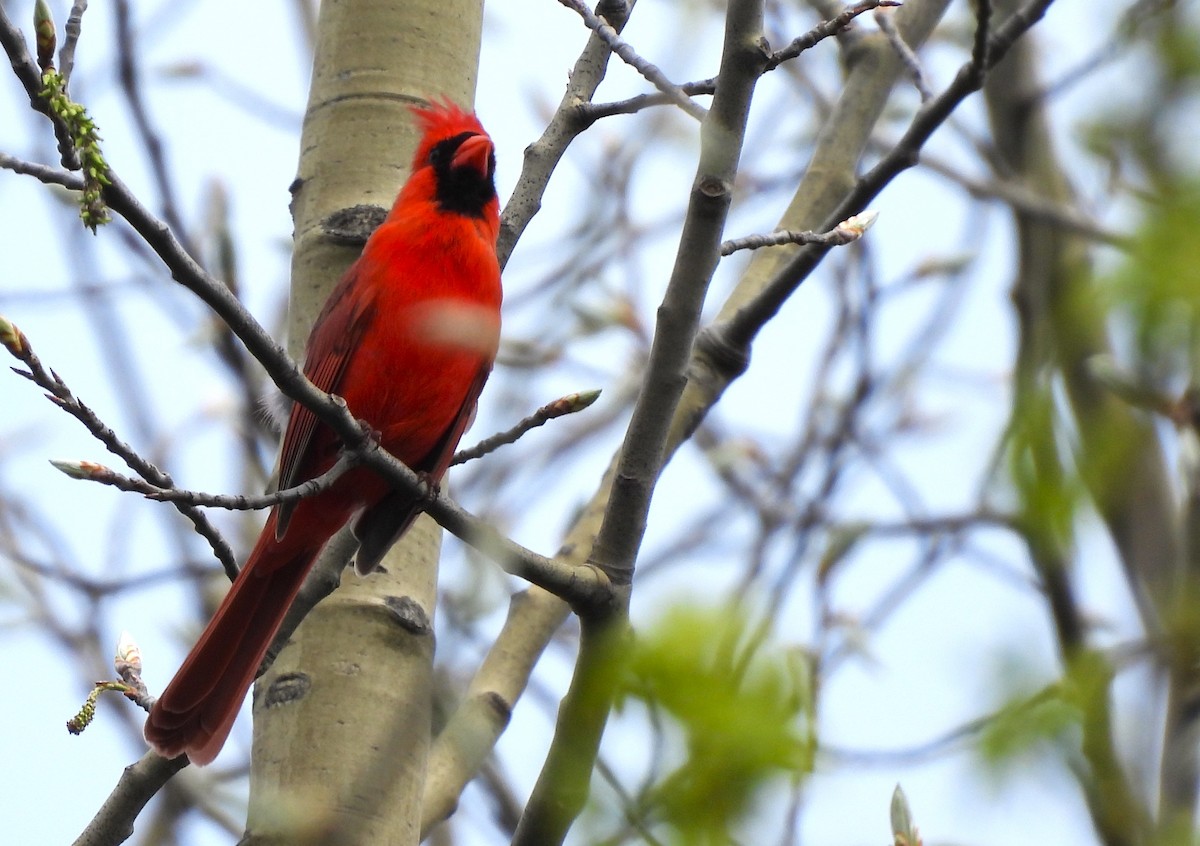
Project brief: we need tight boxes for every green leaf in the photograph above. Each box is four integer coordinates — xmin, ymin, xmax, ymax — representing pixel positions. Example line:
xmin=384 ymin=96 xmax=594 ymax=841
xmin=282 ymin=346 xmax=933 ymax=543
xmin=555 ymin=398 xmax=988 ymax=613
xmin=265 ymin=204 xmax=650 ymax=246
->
xmin=620 ymin=603 xmax=815 ymax=841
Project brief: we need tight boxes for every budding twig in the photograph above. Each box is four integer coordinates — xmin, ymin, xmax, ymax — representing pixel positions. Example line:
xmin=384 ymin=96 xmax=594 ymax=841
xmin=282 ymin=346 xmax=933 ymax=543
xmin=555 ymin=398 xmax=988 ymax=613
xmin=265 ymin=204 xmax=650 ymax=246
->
xmin=25 ymin=2 xmax=109 ymax=229
xmin=452 ymin=389 xmax=603 ymax=466
xmin=720 ymin=211 xmax=878 ymax=256
xmin=49 ymin=454 xmax=358 ymax=512
xmin=33 ymin=0 xmax=55 ymax=72
xmin=0 ymin=314 xmax=238 ymax=579
xmin=66 ymin=632 xmax=152 ymax=735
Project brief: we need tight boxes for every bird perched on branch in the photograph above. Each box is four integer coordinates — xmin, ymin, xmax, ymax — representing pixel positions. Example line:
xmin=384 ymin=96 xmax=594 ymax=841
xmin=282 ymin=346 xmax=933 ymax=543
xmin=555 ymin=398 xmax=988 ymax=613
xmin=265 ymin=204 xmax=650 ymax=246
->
xmin=144 ymin=100 xmax=502 ymax=765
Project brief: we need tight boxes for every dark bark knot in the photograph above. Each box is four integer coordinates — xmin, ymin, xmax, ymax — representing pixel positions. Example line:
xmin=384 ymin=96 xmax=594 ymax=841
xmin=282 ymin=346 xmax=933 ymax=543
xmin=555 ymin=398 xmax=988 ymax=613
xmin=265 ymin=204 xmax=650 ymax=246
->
xmin=263 ymin=672 xmax=312 ymax=708
xmin=485 ymin=692 xmax=513 ymax=727
xmin=384 ymin=595 xmax=432 ymax=635
xmin=697 ymin=175 xmax=729 ymax=199
xmin=321 ymin=204 xmax=387 ymax=246
xmin=693 ymin=325 xmax=750 ymax=379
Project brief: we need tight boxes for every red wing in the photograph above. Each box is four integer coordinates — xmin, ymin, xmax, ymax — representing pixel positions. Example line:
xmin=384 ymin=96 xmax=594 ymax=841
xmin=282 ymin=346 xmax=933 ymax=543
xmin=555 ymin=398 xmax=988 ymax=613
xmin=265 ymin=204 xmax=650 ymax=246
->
xmin=422 ymin=362 xmax=492 ymax=479
xmin=275 ymin=266 xmax=376 ymax=539
xmin=351 ymin=362 xmax=492 ymax=574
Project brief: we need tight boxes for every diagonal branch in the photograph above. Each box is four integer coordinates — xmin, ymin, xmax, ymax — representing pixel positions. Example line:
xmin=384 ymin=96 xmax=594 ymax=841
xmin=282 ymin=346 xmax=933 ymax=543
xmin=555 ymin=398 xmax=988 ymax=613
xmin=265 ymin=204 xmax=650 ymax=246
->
xmin=587 ymin=7 xmax=767 ymax=589
xmin=721 ymin=0 xmax=1062 ymax=351
xmin=48 ymin=455 xmax=357 ymax=513
xmin=556 ymin=0 xmax=706 ymax=121
xmin=0 ymin=315 xmax=240 ymax=580
xmin=512 ymin=3 xmax=768 ymax=845
xmin=498 ymin=0 xmax=636 ymax=264
xmin=768 ymin=0 xmax=902 ymax=70
xmin=582 ymin=0 xmax=898 ymax=121
xmin=0 ymin=8 xmax=77 ymax=165
xmin=70 ymin=752 xmax=188 ymax=846
xmin=451 ymin=389 xmax=601 ymax=465
xmin=58 ymin=0 xmax=88 ymax=86
xmin=3 ymin=21 xmax=591 ymax=607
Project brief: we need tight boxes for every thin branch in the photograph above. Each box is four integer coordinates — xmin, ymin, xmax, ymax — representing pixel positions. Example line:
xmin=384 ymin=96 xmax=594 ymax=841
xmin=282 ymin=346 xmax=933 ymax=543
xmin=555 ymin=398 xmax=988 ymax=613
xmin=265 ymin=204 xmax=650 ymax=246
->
xmin=0 ymin=151 xmax=83 ymax=188
xmin=451 ymin=389 xmax=601 ymax=466
xmin=58 ymin=0 xmax=88 ymax=86
xmin=48 ymin=455 xmax=357 ymax=512
xmin=0 ymin=7 xmax=77 ymax=165
xmin=498 ymin=0 xmax=636 ymax=264
xmin=556 ymin=0 xmax=707 ymax=122
xmin=722 ymin=0 xmax=1063 ymax=351
xmin=70 ymin=752 xmax=188 ymax=846
xmin=720 ymin=211 xmax=877 ymax=256
xmin=582 ymin=78 xmax=716 ymax=121
xmin=874 ymin=6 xmax=932 ymax=100
xmin=767 ymin=0 xmax=902 ymax=71
xmin=583 ymin=0 xmax=899 ymax=121
xmin=426 ymin=485 xmax=608 ymax=601
xmin=0 ymin=315 xmax=240 ymax=580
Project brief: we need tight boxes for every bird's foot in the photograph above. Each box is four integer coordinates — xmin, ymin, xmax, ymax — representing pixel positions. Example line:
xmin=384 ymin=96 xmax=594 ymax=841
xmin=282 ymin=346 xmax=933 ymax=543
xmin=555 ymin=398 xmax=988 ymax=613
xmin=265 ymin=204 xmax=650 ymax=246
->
xmin=354 ymin=415 xmax=384 ymax=448
xmin=415 ymin=471 xmax=441 ymax=505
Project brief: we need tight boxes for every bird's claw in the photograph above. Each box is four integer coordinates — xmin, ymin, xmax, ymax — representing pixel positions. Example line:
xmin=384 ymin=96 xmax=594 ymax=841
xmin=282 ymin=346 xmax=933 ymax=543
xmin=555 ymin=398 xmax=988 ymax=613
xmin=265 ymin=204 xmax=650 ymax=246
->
xmin=415 ymin=471 xmax=441 ymax=505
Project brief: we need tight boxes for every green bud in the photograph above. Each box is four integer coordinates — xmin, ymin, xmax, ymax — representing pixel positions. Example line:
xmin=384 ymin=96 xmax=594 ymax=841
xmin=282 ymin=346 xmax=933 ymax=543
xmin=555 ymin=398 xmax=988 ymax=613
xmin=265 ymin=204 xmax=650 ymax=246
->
xmin=34 ymin=0 xmax=56 ymax=72
xmin=0 ymin=313 xmax=28 ymax=357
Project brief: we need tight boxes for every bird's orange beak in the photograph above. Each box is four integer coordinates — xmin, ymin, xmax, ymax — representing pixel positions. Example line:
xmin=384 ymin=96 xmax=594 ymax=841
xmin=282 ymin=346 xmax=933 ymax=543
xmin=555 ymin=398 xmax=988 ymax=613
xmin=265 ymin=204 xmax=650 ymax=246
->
xmin=452 ymin=133 xmax=493 ymax=177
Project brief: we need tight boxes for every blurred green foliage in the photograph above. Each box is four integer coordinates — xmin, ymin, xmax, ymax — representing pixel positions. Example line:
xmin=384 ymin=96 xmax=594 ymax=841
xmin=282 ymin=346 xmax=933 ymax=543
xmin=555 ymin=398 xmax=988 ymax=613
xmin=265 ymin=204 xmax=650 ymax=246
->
xmin=1007 ymin=384 xmax=1081 ymax=562
xmin=614 ymin=603 xmax=815 ymax=843
xmin=978 ymin=650 xmax=1110 ymax=769
xmin=1090 ymin=5 xmax=1200 ymax=381
xmin=1109 ymin=181 xmax=1200 ymax=383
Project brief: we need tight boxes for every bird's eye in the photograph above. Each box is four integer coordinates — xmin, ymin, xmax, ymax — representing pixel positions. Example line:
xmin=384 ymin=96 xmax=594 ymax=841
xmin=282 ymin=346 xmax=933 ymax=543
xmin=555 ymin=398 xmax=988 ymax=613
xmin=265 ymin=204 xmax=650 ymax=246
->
xmin=427 ymin=132 xmax=479 ymax=169
xmin=427 ymin=143 xmax=451 ymax=167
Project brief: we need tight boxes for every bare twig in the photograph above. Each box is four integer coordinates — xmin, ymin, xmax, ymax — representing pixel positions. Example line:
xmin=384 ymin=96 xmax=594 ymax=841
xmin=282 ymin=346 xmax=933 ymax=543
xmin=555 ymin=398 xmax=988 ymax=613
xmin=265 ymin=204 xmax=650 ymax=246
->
xmin=0 ymin=314 xmax=240 ymax=580
xmin=0 ymin=151 xmax=83 ymax=188
xmin=556 ymin=0 xmax=707 ymax=122
xmin=498 ymin=0 xmax=637 ymax=263
xmin=59 ymin=0 xmax=88 ymax=86
xmin=767 ymin=0 xmax=902 ymax=71
xmin=583 ymin=0 xmax=901 ymax=121
xmin=874 ymin=6 xmax=932 ymax=100
xmin=70 ymin=753 xmax=188 ymax=846
xmin=48 ymin=455 xmax=358 ymax=512
xmin=722 ymin=0 xmax=1063 ymax=351
xmin=720 ymin=211 xmax=877 ymax=256
xmin=451 ymin=389 xmax=601 ymax=466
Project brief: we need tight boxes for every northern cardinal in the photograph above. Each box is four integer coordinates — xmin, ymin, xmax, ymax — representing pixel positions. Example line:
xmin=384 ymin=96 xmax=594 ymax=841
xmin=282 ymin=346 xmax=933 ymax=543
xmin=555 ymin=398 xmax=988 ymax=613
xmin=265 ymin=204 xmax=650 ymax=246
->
xmin=144 ymin=101 xmax=501 ymax=765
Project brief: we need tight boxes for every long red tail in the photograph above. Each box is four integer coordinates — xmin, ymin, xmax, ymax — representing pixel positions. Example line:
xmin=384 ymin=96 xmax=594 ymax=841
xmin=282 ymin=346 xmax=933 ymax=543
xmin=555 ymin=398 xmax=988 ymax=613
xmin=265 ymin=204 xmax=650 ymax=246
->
xmin=144 ymin=508 xmax=332 ymax=765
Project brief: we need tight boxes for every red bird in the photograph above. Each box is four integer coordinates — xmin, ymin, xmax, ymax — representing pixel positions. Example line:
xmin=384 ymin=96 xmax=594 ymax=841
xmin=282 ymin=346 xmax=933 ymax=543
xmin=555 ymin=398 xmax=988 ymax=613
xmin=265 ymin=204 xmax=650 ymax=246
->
xmin=144 ymin=101 xmax=502 ymax=765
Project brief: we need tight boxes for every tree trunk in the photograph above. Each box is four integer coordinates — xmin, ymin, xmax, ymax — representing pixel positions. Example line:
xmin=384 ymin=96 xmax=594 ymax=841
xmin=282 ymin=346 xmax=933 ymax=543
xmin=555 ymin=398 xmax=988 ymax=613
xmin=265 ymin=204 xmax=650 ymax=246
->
xmin=244 ymin=2 xmax=484 ymax=843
